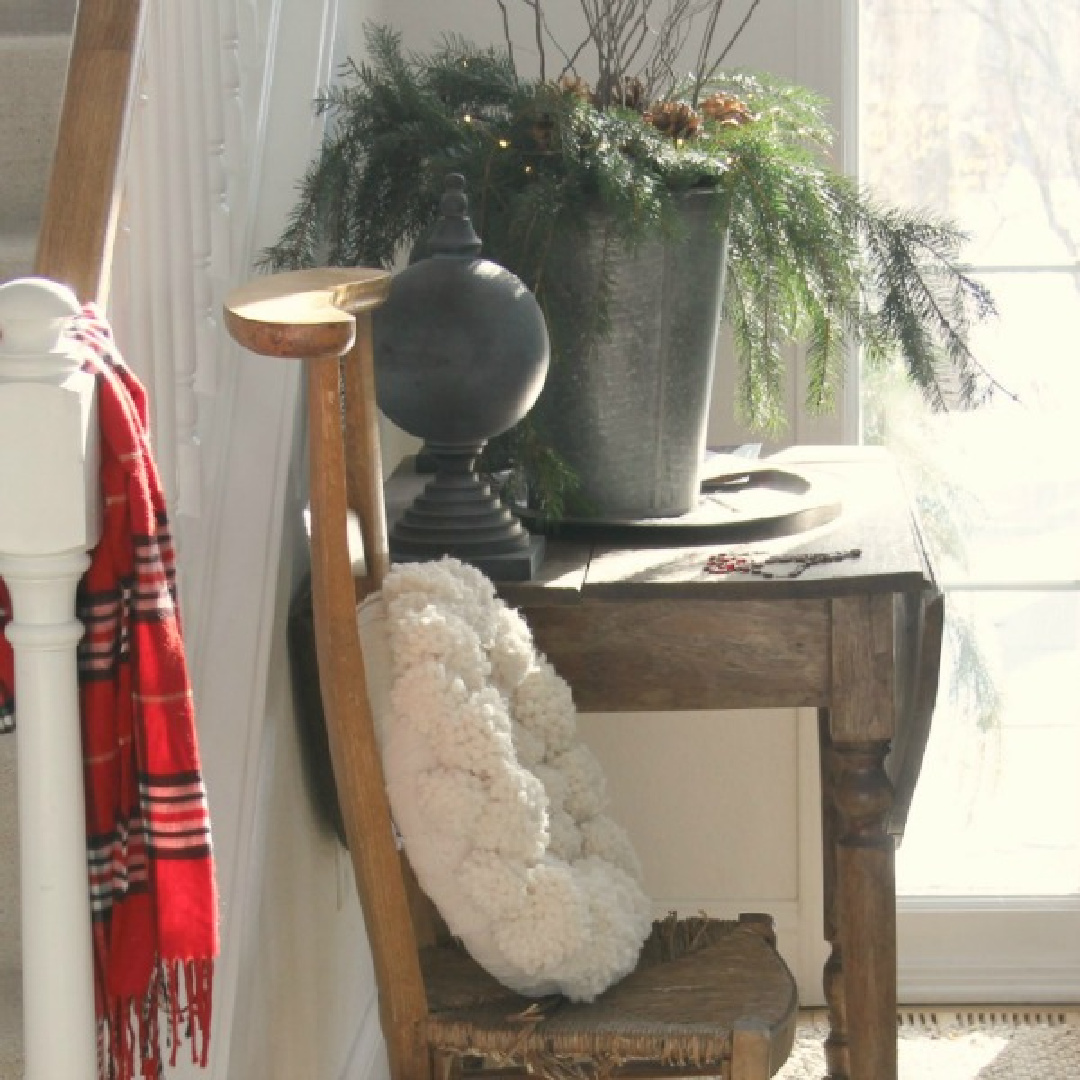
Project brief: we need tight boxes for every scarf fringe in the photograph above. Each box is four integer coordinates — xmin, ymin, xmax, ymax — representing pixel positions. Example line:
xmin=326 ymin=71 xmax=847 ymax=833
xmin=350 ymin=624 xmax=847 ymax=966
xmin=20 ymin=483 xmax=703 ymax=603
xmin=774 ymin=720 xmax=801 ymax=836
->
xmin=99 ymin=960 xmax=215 ymax=1080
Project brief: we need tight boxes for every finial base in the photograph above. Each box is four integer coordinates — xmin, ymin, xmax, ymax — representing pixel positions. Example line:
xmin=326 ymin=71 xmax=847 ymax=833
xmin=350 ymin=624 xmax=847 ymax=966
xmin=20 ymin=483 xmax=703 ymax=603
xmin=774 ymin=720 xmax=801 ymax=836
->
xmin=389 ymin=444 xmax=545 ymax=581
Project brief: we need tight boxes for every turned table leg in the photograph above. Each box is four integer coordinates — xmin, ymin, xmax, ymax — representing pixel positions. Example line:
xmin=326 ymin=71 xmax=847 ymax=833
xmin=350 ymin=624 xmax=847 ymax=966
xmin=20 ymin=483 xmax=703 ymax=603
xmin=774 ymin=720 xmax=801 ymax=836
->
xmin=818 ymin=711 xmax=850 ymax=1080
xmin=832 ymin=738 xmax=897 ymax=1080
xmin=826 ymin=595 xmax=899 ymax=1080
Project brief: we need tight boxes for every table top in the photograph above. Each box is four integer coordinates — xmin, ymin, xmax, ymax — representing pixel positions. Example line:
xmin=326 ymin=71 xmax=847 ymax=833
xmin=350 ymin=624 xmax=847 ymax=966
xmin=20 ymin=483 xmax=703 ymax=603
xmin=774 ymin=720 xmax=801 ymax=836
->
xmin=494 ymin=446 xmax=935 ymax=607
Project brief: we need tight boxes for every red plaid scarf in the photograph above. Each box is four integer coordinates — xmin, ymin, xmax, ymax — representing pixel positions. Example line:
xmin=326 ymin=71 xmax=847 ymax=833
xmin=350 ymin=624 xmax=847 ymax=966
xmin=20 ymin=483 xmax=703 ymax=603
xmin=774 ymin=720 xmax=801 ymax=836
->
xmin=0 ymin=306 xmax=218 ymax=1079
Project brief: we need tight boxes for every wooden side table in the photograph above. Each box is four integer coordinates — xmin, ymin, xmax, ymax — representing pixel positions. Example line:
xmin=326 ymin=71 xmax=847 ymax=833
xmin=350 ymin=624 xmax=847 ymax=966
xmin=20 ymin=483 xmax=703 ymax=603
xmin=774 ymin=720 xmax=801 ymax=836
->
xmin=491 ymin=446 xmax=944 ymax=1080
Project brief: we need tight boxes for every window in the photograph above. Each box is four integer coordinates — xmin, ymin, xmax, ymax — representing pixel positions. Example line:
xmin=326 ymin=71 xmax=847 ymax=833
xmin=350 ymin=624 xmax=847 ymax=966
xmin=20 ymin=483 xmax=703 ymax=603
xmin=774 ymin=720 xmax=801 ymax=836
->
xmin=860 ymin=1 xmax=1080 ymax=903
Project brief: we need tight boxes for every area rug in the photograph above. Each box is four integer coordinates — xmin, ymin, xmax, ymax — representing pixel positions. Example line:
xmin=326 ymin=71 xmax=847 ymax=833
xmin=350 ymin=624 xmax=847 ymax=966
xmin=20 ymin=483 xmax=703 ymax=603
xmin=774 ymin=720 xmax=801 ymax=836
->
xmin=777 ymin=1008 xmax=1080 ymax=1079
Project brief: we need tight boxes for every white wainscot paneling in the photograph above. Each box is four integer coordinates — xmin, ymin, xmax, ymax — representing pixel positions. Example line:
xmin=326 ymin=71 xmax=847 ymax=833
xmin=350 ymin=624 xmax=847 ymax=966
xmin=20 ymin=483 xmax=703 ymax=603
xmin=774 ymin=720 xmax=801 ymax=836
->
xmin=579 ymin=709 xmax=798 ymax=903
xmin=579 ymin=708 xmax=819 ymax=995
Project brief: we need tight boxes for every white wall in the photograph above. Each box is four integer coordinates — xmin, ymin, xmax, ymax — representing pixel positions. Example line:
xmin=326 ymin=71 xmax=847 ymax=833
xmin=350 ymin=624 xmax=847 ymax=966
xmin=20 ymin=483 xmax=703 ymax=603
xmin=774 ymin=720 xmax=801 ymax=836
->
xmin=109 ymin=2 xmax=390 ymax=1078
xmin=202 ymin=3 xmax=395 ymax=1075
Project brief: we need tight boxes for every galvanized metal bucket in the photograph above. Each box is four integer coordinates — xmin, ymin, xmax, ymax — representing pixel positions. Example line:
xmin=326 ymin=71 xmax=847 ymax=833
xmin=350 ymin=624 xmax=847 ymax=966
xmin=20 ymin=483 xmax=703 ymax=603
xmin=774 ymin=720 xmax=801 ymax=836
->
xmin=534 ymin=190 xmax=729 ymax=519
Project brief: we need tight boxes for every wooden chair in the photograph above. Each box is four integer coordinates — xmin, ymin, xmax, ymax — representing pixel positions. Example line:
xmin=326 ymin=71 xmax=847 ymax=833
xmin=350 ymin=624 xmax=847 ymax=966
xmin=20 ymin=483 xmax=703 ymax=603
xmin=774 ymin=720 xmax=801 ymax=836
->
xmin=224 ymin=268 xmax=799 ymax=1080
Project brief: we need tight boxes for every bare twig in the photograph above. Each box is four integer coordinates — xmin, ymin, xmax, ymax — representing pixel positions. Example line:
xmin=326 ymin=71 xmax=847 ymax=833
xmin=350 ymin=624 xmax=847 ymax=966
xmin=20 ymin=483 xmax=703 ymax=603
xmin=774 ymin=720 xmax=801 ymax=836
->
xmin=496 ymin=0 xmax=518 ymax=80
xmin=511 ymin=0 xmax=585 ymax=81
xmin=557 ymin=37 xmax=592 ymax=81
xmin=641 ymin=0 xmax=702 ymax=103
xmin=499 ymin=0 xmax=764 ymax=104
xmin=705 ymin=0 xmax=763 ymax=77
xmin=617 ymin=1 xmax=652 ymax=76
xmin=520 ymin=0 xmax=548 ymax=82
xmin=691 ymin=1 xmax=726 ymax=106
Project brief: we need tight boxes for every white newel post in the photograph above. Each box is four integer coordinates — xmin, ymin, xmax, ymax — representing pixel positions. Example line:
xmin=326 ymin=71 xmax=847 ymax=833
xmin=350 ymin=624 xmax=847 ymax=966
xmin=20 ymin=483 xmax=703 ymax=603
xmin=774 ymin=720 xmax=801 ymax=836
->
xmin=0 ymin=279 xmax=100 ymax=1080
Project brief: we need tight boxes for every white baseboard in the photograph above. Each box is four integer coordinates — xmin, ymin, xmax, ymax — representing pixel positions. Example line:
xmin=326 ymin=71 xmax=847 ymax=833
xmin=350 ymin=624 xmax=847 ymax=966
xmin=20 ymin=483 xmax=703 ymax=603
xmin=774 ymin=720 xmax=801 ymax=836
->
xmin=338 ymin=998 xmax=389 ymax=1080
xmin=899 ymin=959 xmax=1080 ymax=1004
xmin=898 ymin=897 xmax=1080 ymax=1003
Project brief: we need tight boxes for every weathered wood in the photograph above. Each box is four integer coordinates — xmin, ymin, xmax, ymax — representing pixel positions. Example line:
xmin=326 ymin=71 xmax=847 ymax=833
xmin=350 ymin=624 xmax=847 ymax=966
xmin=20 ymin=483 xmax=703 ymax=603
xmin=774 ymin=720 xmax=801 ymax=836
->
xmin=344 ymin=331 xmax=391 ymax=592
xmin=307 ymin=353 xmax=430 ymax=1080
xmin=518 ymin=598 xmax=830 ymax=711
xmin=35 ymin=0 xmax=148 ymax=303
xmin=731 ymin=1021 xmax=772 ymax=1080
xmin=818 ymin=713 xmax=850 ymax=1080
xmin=828 ymin=594 xmax=896 ymax=743
xmin=495 ymin=452 xmax=931 ymax=1080
xmin=831 ymin=740 xmax=897 ymax=1080
xmin=573 ymin=450 xmax=930 ymax=601
xmin=224 ymin=270 xmax=431 ymax=1080
xmin=825 ymin=593 xmax=900 ymax=1080
xmin=223 ymin=267 xmax=390 ymax=361
xmin=887 ymin=589 xmax=944 ymax=836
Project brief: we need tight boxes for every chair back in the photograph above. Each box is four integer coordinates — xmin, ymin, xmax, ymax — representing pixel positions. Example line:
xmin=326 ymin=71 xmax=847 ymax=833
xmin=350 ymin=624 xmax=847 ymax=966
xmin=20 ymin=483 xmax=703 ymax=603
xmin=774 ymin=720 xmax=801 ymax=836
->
xmin=224 ymin=269 xmax=432 ymax=1078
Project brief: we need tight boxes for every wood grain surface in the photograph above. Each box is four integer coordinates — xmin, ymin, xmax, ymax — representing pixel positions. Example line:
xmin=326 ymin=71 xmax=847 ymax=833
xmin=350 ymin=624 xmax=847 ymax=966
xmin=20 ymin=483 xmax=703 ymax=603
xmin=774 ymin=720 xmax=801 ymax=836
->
xmin=383 ymin=445 xmax=937 ymax=1080
xmin=224 ymin=267 xmax=391 ymax=360
xmin=520 ymin=598 xmax=830 ymax=711
xmin=35 ymin=0 xmax=147 ymax=303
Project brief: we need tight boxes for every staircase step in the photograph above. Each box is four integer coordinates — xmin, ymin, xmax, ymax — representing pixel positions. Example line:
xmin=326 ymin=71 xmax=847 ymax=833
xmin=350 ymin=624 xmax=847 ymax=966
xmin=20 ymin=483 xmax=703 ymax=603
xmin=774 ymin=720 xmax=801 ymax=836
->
xmin=0 ymin=34 xmax=69 ymax=232
xmin=0 ymin=735 xmax=20 ymax=969
xmin=0 ymin=0 xmax=75 ymax=35
xmin=0 ymin=735 xmax=20 ymax=1079
xmin=0 ymin=963 xmax=24 ymax=1078
xmin=0 ymin=230 xmax=38 ymax=285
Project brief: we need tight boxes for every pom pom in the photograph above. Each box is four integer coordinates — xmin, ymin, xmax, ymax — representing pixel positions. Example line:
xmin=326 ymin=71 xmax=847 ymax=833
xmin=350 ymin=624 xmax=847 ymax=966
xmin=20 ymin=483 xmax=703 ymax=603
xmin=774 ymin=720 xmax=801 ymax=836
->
xmin=551 ymin=743 xmax=607 ymax=820
xmin=380 ymin=557 xmax=650 ymax=1001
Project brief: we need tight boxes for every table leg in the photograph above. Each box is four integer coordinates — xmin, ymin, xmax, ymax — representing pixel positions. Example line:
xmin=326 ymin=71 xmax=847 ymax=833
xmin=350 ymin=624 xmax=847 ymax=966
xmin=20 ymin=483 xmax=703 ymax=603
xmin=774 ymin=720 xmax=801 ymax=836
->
xmin=832 ymin=737 xmax=897 ymax=1080
xmin=818 ymin=711 xmax=850 ymax=1080
xmin=827 ymin=594 xmax=899 ymax=1080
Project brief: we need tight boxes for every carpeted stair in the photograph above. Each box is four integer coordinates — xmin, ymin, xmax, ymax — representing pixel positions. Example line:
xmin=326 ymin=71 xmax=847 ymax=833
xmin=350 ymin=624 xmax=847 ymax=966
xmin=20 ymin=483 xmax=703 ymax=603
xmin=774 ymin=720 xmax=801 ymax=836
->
xmin=0 ymin=1 xmax=76 ymax=1074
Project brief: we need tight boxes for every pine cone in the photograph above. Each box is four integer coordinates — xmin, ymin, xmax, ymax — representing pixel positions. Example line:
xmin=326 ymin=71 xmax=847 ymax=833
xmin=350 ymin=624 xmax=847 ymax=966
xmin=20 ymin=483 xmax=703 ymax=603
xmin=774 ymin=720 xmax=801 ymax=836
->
xmin=596 ymin=75 xmax=647 ymax=111
xmin=644 ymin=101 xmax=701 ymax=140
xmin=558 ymin=74 xmax=592 ymax=101
xmin=701 ymin=92 xmax=754 ymax=127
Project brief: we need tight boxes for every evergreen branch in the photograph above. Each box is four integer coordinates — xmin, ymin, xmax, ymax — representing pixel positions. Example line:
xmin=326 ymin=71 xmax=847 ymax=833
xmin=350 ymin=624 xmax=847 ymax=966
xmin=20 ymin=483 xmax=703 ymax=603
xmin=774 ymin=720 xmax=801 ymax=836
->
xmin=264 ymin=19 xmax=999 ymax=505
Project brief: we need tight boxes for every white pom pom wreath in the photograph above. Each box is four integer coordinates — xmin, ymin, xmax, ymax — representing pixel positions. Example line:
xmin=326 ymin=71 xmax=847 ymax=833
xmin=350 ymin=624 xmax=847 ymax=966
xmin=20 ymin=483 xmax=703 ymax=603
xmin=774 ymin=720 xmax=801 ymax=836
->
xmin=366 ymin=557 xmax=652 ymax=1001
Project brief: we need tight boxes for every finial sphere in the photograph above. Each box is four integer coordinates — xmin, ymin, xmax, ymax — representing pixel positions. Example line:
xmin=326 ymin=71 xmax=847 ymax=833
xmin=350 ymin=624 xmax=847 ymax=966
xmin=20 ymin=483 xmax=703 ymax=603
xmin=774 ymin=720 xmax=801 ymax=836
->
xmin=375 ymin=176 xmax=549 ymax=444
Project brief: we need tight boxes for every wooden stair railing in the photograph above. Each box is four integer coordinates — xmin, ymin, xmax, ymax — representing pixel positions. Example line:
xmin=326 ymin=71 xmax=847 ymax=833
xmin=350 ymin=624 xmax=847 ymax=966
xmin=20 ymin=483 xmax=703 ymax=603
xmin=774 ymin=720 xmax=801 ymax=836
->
xmin=34 ymin=0 xmax=148 ymax=305
xmin=0 ymin=280 xmax=103 ymax=1080
xmin=3 ymin=5 xmax=146 ymax=1076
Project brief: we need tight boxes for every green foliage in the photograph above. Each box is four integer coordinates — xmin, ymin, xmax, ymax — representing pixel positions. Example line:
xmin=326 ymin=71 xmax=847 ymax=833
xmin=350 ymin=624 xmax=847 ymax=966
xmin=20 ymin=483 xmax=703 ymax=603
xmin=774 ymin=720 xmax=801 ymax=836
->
xmin=862 ymin=365 xmax=1004 ymax=731
xmin=262 ymin=25 xmax=996 ymax=495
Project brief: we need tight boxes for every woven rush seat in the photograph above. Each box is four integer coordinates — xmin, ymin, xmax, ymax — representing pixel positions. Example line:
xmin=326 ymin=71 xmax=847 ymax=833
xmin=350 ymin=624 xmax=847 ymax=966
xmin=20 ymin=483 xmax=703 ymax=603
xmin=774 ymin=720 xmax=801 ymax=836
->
xmin=422 ymin=915 xmax=798 ymax=1076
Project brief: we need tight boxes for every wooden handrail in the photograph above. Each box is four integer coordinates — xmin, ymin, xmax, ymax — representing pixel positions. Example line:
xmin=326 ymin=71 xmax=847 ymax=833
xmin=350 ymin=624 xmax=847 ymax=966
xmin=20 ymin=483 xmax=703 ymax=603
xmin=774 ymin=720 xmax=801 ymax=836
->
xmin=34 ymin=0 xmax=148 ymax=305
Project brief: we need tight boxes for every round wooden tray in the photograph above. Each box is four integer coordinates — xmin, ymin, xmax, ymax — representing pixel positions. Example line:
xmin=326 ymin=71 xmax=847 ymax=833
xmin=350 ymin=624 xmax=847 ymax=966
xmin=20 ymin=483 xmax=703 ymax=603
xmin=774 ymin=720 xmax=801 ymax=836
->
xmin=517 ymin=467 xmax=842 ymax=545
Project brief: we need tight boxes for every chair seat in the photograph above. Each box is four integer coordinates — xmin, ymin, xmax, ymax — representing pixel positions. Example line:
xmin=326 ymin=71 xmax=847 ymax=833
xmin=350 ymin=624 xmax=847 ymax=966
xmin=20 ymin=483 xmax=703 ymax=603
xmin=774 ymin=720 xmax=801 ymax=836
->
xmin=421 ymin=915 xmax=798 ymax=1076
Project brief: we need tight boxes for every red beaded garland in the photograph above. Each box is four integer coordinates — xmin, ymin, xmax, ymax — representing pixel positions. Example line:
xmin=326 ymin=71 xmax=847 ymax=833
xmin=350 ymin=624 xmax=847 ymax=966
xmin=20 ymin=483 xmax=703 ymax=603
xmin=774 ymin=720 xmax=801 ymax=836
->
xmin=705 ymin=548 xmax=861 ymax=579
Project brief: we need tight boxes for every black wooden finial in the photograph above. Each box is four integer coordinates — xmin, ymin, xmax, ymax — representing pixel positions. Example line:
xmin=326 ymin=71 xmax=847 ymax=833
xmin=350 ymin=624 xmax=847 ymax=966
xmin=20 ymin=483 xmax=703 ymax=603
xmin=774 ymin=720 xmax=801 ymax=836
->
xmin=427 ymin=173 xmax=483 ymax=256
